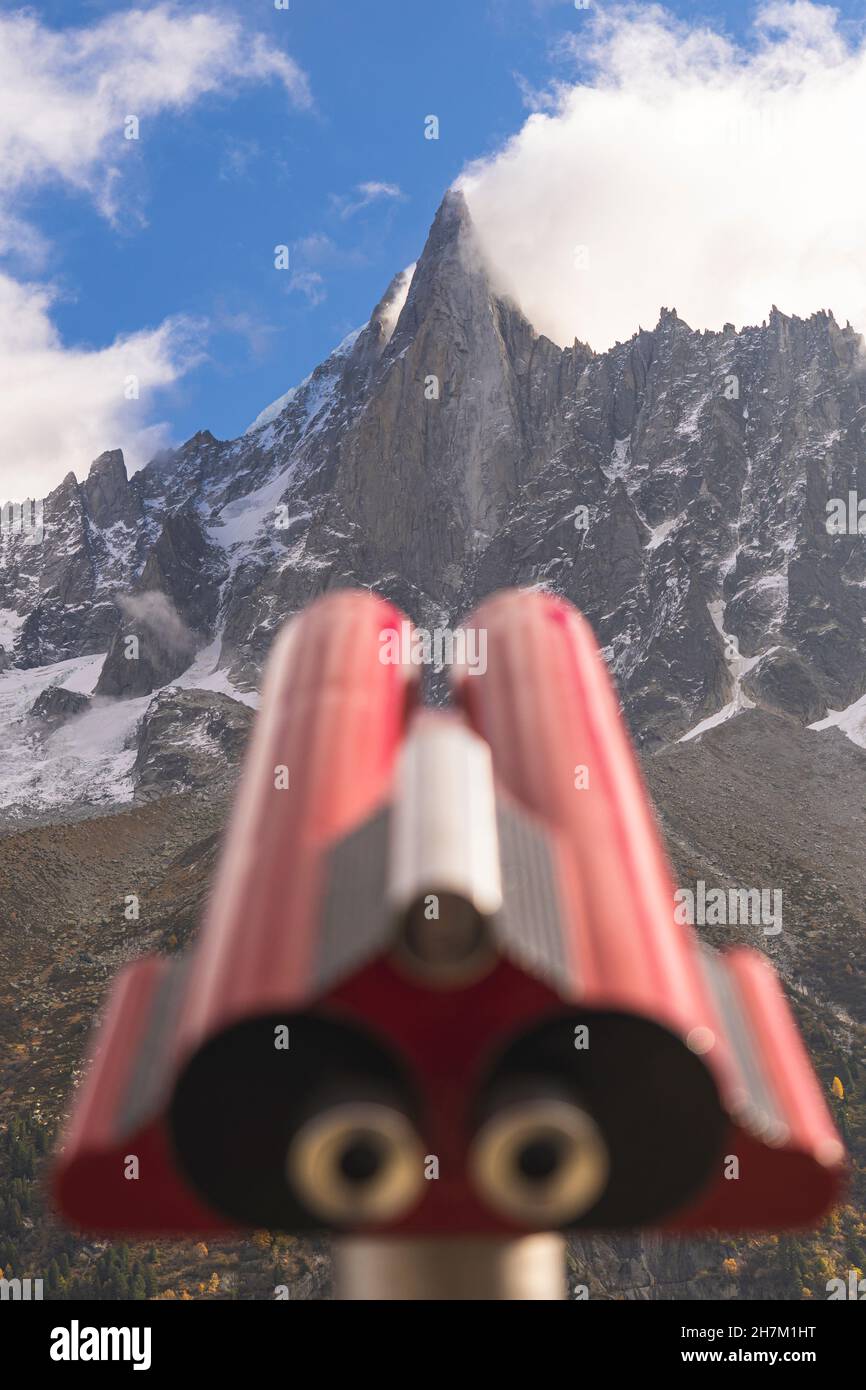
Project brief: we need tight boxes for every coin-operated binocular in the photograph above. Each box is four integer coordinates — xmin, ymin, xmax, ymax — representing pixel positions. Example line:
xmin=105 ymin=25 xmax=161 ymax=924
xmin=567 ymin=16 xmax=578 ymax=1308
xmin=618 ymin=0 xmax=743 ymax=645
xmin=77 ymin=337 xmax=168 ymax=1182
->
xmin=54 ymin=589 xmax=845 ymax=1295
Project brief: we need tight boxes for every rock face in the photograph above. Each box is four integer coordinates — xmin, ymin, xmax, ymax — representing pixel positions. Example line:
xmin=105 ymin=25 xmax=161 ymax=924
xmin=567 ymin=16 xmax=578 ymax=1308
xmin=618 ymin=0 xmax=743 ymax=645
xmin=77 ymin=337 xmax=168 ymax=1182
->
xmin=1 ymin=462 xmax=147 ymax=667
xmin=29 ymin=687 xmax=90 ymax=725
xmin=82 ymin=450 xmax=143 ymax=531
xmin=132 ymin=688 xmax=254 ymax=797
xmin=94 ymin=499 xmax=225 ymax=699
xmin=94 ymin=596 xmax=198 ymax=699
xmin=4 ymin=191 xmax=866 ymax=751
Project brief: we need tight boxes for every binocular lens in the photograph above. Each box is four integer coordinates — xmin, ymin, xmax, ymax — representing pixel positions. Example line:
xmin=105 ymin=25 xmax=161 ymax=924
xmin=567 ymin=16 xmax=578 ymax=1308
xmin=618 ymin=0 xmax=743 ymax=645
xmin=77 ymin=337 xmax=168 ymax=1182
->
xmin=396 ymin=892 xmax=495 ymax=985
xmin=470 ymin=1092 xmax=610 ymax=1225
xmin=287 ymin=1101 xmax=425 ymax=1225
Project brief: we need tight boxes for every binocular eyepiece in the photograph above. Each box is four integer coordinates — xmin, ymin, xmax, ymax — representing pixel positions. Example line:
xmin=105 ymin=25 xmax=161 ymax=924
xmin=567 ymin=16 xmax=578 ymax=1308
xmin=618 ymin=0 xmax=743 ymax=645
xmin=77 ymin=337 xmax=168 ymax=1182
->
xmin=287 ymin=1098 xmax=425 ymax=1226
xmin=168 ymin=1011 xmax=617 ymax=1233
xmin=469 ymin=1080 xmax=610 ymax=1226
xmin=168 ymin=1014 xmax=426 ymax=1232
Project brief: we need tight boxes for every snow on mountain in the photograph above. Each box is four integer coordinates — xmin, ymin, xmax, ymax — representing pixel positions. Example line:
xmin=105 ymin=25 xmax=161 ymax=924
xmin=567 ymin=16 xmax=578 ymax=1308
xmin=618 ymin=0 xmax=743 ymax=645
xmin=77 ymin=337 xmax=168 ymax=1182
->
xmin=209 ymin=464 xmax=297 ymax=561
xmin=172 ymin=637 xmax=259 ymax=709
xmin=810 ymin=691 xmax=866 ymax=748
xmin=245 ymin=384 xmax=305 ymax=437
xmin=0 ymin=633 xmax=260 ymax=826
xmin=243 ymin=323 xmax=365 ymax=435
xmin=0 ymin=652 xmax=143 ymax=822
xmin=0 ymin=607 xmax=25 ymax=652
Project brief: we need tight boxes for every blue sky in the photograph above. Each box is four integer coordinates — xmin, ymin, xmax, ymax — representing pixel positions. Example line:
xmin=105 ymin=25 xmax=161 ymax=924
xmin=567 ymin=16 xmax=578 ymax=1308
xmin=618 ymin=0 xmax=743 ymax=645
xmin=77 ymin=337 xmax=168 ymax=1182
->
xmin=4 ymin=0 xmax=866 ymax=495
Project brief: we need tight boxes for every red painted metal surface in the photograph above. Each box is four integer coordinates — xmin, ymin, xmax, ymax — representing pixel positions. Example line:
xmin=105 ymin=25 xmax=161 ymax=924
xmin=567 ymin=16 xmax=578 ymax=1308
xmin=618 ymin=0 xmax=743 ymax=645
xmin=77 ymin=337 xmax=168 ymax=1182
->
xmin=455 ymin=590 xmax=727 ymax=1037
xmin=56 ymin=590 xmax=417 ymax=1232
xmin=671 ymin=947 xmax=845 ymax=1229
xmin=456 ymin=589 xmax=846 ymax=1228
xmin=54 ymin=957 xmax=230 ymax=1231
xmin=176 ymin=588 xmax=415 ymax=1045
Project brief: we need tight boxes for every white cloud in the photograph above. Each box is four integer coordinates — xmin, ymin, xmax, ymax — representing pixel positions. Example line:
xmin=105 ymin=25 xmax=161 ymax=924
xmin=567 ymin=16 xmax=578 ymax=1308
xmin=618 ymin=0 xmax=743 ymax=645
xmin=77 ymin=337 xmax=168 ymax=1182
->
xmin=294 ymin=234 xmax=339 ymax=265
xmin=288 ymin=270 xmax=327 ymax=306
xmin=282 ymin=233 xmax=369 ymax=306
xmin=0 ymin=4 xmax=311 ymax=499
xmin=0 ymin=272 xmax=204 ymax=499
xmin=331 ymin=181 xmax=406 ymax=220
xmin=218 ymin=137 xmax=262 ymax=182
xmin=459 ymin=2 xmax=866 ymax=350
xmin=0 ymin=5 xmax=310 ymax=219
xmin=117 ymin=591 xmax=195 ymax=651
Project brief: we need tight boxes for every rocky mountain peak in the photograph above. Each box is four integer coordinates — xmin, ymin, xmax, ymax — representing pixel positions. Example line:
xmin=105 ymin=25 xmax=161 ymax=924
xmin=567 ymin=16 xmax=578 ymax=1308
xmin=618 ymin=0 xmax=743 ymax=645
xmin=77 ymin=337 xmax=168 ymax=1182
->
xmin=88 ymin=448 xmax=126 ymax=478
xmin=4 ymin=191 xmax=866 ymax=788
xmin=82 ymin=449 xmax=140 ymax=530
xmin=390 ymin=188 xmax=496 ymax=350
